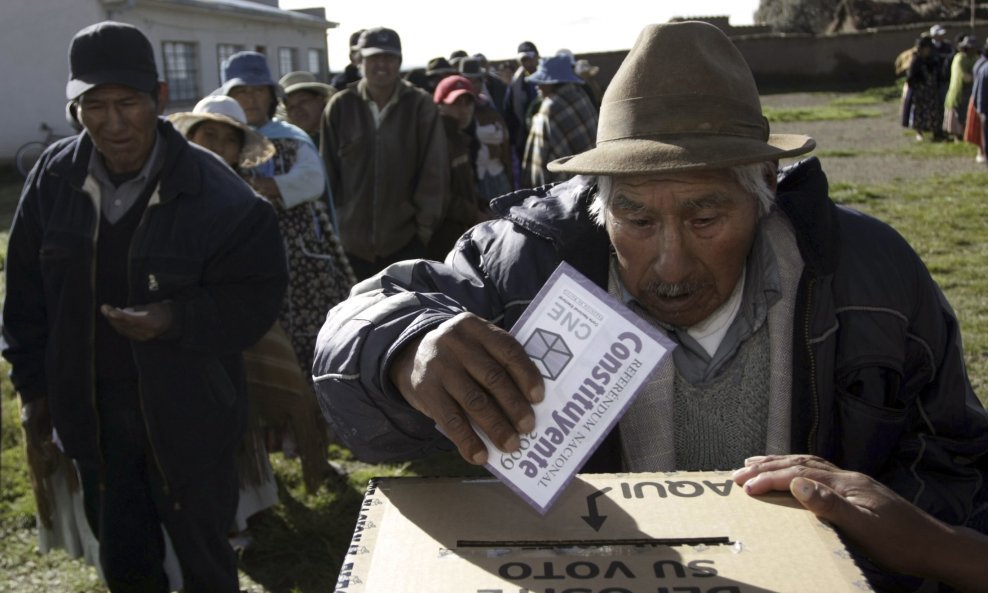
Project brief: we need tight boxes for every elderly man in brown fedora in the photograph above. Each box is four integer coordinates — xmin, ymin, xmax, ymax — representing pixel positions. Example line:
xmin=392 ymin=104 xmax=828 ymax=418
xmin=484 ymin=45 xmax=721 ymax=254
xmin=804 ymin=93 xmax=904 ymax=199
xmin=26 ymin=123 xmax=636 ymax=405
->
xmin=312 ymin=22 xmax=988 ymax=591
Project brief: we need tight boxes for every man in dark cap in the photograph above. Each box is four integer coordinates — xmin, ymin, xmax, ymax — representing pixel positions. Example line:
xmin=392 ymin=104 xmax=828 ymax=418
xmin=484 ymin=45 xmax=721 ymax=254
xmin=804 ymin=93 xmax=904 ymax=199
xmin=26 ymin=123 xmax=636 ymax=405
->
xmin=320 ymin=26 xmax=449 ymax=280
xmin=502 ymin=40 xmax=541 ymax=184
xmin=331 ymin=29 xmax=365 ymax=91
xmin=313 ymin=22 xmax=988 ymax=592
xmin=2 ymin=21 xmax=288 ymax=593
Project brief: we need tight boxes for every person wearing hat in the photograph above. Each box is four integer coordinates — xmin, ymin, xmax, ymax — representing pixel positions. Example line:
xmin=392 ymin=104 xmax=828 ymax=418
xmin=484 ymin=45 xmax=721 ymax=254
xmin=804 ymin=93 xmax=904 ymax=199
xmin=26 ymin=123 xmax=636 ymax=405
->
xmin=503 ymin=40 xmax=541 ymax=180
xmin=424 ymin=56 xmax=458 ymax=93
xmin=312 ymin=21 xmax=988 ymax=591
xmin=521 ymin=54 xmax=598 ymax=188
xmin=460 ymin=57 xmax=514 ymax=200
xmin=331 ymin=29 xmax=365 ymax=91
xmin=169 ymin=95 xmax=276 ymax=170
xmin=944 ymin=36 xmax=980 ymax=139
xmin=219 ymin=51 xmax=353 ymax=386
xmin=3 ymin=21 xmax=288 ymax=593
xmin=471 ymin=52 xmax=508 ymax=111
xmin=575 ymin=58 xmax=604 ymax=111
xmin=168 ymin=94 xmax=337 ymax=545
xmin=929 ymin=25 xmax=955 ymax=122
xmin=907 ymin=36 xmax=948 ymax=141
xmin=428 ymin=75 xmax=487 ymax=261
xmin=319 ymin=26 xmax=450 ymax=280
xmin=280 ymin=70 xmax=335 ymax=142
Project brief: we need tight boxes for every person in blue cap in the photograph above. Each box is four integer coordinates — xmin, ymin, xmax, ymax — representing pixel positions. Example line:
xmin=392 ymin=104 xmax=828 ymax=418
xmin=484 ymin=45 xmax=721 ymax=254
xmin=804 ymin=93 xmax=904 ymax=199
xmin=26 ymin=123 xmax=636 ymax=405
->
xmin=503 ymin=40 xmax=541 ymax=183
xmin=521 ymin=54 xmax=599 ymax=187
xmin=3 ymin=21 xmax=288 ymax=593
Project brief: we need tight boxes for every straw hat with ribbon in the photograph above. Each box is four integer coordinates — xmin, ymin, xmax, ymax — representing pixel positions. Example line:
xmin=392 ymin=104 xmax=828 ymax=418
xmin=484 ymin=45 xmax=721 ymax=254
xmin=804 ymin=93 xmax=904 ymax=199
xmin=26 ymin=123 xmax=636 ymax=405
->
xmin=169 ymin=95 xmax=276 ymax=169
xmin=549 ymin=21 xmax=814 ymax=176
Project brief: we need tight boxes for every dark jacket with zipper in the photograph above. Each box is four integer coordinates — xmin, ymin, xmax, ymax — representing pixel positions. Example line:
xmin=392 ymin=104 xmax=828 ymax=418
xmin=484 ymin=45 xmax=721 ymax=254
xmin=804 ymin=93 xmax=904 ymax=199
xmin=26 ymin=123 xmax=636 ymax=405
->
xmin=2 ymin=119 xmax=288 ymax=489
xmin=313 ymin=157 xmax=988 ymax=535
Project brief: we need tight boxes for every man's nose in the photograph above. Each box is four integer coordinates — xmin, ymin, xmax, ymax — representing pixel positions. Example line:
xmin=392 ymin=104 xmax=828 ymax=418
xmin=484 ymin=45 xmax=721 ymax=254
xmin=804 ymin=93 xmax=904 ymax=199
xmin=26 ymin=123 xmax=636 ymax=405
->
xmin=106 ymin=106 xmax=128 ymax=131
xmin=651 ymin=225 xmax=692 ymax=283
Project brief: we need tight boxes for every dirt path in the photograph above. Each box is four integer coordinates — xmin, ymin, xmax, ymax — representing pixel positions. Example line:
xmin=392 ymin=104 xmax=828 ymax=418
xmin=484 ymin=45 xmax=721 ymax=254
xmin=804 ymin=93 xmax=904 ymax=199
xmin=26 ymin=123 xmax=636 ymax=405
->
xmin=764 ymin=92 xmax=983 ymax=185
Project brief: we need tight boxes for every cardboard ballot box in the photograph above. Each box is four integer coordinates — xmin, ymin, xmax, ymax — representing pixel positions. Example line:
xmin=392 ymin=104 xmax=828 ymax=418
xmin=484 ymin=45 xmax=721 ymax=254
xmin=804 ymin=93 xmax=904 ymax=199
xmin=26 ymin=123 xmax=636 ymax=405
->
xmin=336 ymin=471 xmax=872 ymax=593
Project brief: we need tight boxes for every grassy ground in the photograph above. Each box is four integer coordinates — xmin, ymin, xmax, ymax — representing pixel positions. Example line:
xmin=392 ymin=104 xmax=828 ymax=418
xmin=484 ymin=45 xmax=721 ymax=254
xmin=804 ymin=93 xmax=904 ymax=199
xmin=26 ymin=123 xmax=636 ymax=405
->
xmin=1 ymin=86 xmax=987 ymax=592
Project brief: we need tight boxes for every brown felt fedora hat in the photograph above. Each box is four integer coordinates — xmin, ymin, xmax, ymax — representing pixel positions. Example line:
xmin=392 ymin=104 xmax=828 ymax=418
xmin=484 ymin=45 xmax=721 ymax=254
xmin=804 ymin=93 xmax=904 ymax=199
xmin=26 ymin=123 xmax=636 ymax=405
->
xmin=549 ymin=22 xmax=814 ymax=175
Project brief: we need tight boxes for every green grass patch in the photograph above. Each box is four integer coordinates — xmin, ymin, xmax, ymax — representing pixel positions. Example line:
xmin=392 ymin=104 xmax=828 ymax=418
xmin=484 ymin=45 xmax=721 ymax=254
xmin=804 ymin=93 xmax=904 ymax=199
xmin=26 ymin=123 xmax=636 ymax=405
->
xmin=831 ymin=83 xmax=902 ymax=105
xmin=764 ymin=105 xmax=882 ymax=123
xmin=895 ymin=137 xmax=978 ymax=158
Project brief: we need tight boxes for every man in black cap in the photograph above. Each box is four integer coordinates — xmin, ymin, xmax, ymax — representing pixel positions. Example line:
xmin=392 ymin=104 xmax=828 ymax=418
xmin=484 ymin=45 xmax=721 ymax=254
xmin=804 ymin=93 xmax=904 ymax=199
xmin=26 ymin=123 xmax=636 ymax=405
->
xmin=2 ymin=21 xmax=288 ymax=593
xmin=331 ymin=29 xmax=365 ymax=91
xmin=502 ymin=40 xmax=541 ymax=187
xmin=320 ymin=26 xmax=449 ymax=280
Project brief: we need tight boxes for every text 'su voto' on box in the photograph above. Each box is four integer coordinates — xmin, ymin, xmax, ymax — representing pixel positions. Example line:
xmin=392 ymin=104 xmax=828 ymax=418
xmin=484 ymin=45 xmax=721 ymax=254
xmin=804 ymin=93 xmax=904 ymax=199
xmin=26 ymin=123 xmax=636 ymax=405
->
xmin=336 ymin=471 xmax=871 ymax=593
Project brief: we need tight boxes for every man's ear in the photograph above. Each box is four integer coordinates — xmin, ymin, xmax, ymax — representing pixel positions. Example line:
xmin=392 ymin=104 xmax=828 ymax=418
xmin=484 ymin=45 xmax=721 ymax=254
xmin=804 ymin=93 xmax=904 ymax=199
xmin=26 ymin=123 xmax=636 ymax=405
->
xmin=155 ymin=81 xmax=169 ymax=115
xmin=65 ymin=101 xmax=82 ymax=132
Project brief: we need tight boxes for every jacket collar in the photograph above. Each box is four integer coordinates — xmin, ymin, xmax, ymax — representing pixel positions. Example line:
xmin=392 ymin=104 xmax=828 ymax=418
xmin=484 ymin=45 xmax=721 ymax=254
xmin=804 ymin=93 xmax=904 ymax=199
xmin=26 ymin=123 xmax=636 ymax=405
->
xmin=775 ymin=157 xmax=840 ymax=275
xmin=49 ymin=118 xmax=201 ymax=203
xmin=491 ymin=176 xmax=611 ymax=286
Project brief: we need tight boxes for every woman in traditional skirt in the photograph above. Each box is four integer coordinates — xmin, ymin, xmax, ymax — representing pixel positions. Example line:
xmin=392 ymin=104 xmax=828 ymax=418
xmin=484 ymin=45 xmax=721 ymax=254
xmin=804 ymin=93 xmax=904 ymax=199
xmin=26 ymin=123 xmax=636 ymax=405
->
xmin=908 ymin=36 xmax=946 ymax=141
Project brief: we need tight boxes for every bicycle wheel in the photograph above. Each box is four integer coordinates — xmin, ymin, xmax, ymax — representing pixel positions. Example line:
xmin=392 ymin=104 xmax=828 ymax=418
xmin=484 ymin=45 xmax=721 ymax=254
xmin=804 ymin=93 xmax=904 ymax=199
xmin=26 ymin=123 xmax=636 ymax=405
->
xmin=15 ymin=141 xmax=46 ymax=177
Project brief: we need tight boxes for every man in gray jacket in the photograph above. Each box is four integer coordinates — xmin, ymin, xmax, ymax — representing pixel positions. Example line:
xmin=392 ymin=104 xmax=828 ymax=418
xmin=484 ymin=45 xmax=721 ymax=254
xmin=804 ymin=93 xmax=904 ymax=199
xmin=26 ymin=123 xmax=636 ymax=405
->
xmin=320 ymin=26 xmax=449 ymax=280
xmin=313 ymin=22 xmax=988 ymax=591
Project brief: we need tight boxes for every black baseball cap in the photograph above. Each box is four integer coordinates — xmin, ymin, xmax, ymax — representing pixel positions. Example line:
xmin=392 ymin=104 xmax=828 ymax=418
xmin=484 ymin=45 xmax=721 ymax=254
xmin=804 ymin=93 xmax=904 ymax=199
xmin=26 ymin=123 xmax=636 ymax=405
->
xmin=66 ymin=21 xmax=158 ymax=100
xmin=517 ymin=41 xmax=539 ymax=58
xmin=357 ymin=27 xmax=402 ymax=58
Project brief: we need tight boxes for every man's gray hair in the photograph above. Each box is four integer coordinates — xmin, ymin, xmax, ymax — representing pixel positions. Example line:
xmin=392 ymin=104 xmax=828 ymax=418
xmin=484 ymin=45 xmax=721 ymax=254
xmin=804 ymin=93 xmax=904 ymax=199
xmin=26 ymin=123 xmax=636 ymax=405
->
xmin=588 ymin=162 xmax=778 ymax=227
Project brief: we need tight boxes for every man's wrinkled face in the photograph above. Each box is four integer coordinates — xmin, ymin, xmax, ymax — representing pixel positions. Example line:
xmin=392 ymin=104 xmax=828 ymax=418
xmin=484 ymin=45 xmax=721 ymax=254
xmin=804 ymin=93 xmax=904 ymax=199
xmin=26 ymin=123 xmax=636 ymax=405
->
xmin=284 ymin=90 xmax=327 ymax=134
xmin=77 ymin=84 xmax=158 ymax=175
xmin=605 ymin=170 xmax=761 ymax=328
xmin=361 ymin=53 xmax=402 ymax=91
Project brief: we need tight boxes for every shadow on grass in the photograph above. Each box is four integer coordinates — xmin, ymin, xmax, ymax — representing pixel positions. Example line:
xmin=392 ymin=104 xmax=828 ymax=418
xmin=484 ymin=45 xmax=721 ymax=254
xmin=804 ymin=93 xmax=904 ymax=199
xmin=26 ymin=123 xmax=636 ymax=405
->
xmin=238 ymin=451 xmax=488 ymax=593
xmin=239 ymin=474 xmax=364 ymax=593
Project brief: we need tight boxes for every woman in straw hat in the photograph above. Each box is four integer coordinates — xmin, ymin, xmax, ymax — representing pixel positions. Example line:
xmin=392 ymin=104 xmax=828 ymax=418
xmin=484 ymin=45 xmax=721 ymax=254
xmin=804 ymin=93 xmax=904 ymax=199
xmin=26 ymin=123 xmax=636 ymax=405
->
xmin=169 ymin=95 xmax=275 ymax=171
xmin=313 ymin=21 xmax=988 ymax=592
xmin=170 ymin=96 xmax=337 ymax=545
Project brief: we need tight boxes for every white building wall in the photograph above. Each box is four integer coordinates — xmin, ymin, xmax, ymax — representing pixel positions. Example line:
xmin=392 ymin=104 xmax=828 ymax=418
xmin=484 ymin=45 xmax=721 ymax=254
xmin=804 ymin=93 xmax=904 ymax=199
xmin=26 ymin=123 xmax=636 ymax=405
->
xmin=0 ymin=0 xmax=331 ymax=163
xmin=0 ymin=1 xmax=106 ymax=162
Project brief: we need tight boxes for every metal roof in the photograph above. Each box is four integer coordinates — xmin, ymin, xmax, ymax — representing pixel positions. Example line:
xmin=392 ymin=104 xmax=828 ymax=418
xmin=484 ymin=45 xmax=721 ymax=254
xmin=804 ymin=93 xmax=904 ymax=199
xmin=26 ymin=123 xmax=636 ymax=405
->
xmin=115 ymin=0 xmax=338 ymax=28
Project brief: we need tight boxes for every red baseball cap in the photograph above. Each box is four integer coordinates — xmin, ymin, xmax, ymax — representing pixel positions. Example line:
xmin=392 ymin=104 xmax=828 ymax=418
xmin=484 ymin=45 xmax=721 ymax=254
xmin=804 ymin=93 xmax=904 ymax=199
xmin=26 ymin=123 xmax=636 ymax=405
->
xmin=433 ymin=75 xmax=475 ymax=105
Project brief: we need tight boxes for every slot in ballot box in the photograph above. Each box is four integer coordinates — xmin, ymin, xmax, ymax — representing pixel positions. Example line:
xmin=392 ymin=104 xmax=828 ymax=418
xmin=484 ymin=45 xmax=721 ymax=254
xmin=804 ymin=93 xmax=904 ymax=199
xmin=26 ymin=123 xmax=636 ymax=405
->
xmin=335 ymin=471 xmax=871 ymax=593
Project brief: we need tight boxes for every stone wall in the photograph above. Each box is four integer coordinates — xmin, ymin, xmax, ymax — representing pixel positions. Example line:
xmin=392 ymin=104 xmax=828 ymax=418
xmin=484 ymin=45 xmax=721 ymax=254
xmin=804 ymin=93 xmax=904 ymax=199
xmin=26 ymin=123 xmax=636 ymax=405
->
xmin=574 ymin=20 xmax=985 ymax=94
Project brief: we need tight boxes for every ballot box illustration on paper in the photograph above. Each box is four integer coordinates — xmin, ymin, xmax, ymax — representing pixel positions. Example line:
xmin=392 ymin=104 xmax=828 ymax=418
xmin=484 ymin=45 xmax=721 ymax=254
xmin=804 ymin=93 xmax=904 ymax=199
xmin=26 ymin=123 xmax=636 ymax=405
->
xmin=523 ymin=328 xmax=573 ymax=380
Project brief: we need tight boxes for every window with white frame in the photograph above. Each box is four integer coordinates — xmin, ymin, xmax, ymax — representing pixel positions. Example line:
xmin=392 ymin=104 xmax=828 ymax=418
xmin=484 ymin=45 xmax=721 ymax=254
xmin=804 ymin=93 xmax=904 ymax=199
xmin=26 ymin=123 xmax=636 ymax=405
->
xmin=162 ymin=41 xmax=199 ymax=104
xmin=278 ymin=47 xmax=297 ymax=76
xmin=307 ymin=49 xmax=324 ymax=75
xmin=217 ymin=43 xmax=245 ymax=82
